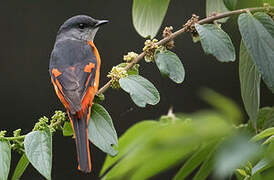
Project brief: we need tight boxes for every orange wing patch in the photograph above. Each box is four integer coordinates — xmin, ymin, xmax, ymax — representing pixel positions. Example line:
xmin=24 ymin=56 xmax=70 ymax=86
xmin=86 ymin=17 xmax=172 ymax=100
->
xmin=84 ymin=63 xmax=95 ymax=73
xmin=51 ymin=77 xmax=70 ymax=110
xmin=85 ymin=75 xmax=92 ymax=87
xmin=52 ymin=68 xmax=62 ymax=77
xmin=76 ymin=41 xmax=101 ymax=122
xmin=78 ymin=86 xmax=96 ymax=122
xmin=88 ymin=41 xmax=101 ymax=92
xmin=55 ymin=79 xmax=64 ymax=94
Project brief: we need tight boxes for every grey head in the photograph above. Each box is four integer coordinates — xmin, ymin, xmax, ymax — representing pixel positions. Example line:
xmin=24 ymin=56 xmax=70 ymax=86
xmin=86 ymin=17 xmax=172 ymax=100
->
xmin=56 ymin=15 xmax=108 ymax=42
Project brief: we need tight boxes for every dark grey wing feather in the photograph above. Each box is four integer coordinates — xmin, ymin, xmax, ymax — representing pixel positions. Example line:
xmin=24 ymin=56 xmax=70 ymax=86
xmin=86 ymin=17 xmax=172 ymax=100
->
xmin=49 ymin=39 xmax=97 ymax=113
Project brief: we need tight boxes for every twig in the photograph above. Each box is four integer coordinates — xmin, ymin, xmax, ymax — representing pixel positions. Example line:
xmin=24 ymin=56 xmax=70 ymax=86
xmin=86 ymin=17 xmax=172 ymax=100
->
xmin=97 ymin=6 xmax=273 ymax=95
xmin=3 ymin=111 xmax=65 ymax=141
xmin=6 ymin=135 xmax=25 ymax=141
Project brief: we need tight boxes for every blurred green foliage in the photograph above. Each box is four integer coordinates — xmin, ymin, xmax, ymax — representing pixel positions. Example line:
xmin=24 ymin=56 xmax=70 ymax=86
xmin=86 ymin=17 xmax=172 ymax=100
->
xmin=101 ymin=89 xmax=274 ymax=180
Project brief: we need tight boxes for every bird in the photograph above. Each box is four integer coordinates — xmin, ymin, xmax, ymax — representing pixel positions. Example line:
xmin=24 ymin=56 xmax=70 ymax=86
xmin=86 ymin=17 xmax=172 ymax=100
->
xmin=49 ymin=15 xmax=108 ymax=172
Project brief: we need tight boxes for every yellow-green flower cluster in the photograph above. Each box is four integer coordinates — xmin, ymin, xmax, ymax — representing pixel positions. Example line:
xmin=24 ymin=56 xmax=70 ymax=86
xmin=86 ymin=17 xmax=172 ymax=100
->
xmin=162 ymin=26 xmax=175 ymax=49
xmin=264 ymin=3 xmax=271 ymax=11
xmin=33 ymin=116 xmax=49 ymax=131
xmin=123 ymin=52 xmax=139 ymax=62
xmin=32 ymin=111 xmax=66 ymax=132
xmin=107 ymin=66 xmax=128 ymax=89
xmin=12 ymin=129 xmax=24 ymax=153
xmin=264 ymin=3 xmax=274 ymax=20
xmin=184 ymin=14 xmax=199 ymax=33
xmin=236 ymin=161 xmax=253 ymax=178
xmin=143 ymin=39 xmax=159 ymax=62
xmin=13 ymin=129 xmax=21 ymax=137
xmin=50 ymin=111 xmax=66 ymax=132
xmin=0 ymin=130 xmax=7 ymax=138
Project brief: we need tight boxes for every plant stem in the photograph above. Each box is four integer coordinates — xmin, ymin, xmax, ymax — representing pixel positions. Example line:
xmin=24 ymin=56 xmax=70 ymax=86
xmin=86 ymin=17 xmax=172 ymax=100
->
xmin=6 ymin=135 xmax=26 ymax=141
xmin=97 ymin=6 xmax=273 ymax=95
xmin=50 ymin=120 xmax=62 ymax=128
xmin=4 ymin=115 xmax=64 ymax=141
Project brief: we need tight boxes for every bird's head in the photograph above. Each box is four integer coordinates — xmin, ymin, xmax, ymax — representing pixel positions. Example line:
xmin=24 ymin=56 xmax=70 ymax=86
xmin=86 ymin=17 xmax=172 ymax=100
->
xmin=57 ymin=15 xmax=108 ymax=42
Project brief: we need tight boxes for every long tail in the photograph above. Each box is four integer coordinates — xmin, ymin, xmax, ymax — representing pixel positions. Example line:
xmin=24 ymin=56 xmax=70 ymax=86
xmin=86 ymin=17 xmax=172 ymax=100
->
xmin=68 ymin=108 xmax=91 ymax=173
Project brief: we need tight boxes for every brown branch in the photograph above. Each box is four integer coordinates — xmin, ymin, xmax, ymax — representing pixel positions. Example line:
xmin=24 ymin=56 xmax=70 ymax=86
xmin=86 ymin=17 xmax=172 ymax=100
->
xmin=97 ymin=6 xmax=273 ymax=95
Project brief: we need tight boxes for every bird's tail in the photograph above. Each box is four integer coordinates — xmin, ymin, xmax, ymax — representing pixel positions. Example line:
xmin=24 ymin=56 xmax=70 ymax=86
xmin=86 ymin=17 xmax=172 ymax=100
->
xmin=68 ymin=108 xmax=91 ymax=173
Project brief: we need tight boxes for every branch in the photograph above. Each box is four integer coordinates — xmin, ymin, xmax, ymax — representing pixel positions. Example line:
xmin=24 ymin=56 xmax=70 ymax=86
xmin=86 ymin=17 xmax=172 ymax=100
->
xmin=1 ymin=111 xmax=66 ymax=142
xmin=6 ymin=135 xmax=25 ymax=141
xmin=97 ymin=6 xmax=273 ymax=95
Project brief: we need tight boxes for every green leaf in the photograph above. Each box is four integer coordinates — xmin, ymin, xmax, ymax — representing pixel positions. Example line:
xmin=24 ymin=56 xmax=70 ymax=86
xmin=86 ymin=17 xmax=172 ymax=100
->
xmin=127 ymin=68 xmax=139 ymax=76
xmin=252 ymin=159 xmax=270 ymax=176
xmin=251 ymin=127 xmax=274 ymax=142
xmin=193 ymin=144 xmax=218 ymax=180
xmin=154 ymin=50 xmax=185 ymax=84
xmin=132 ymin=0 xmax=170 ymax=38
xmin=12 ymin=153 xmax=29 ymax=180
xmin=263 ymin=0 xmax=274 ymax=6
xmin=251 ymin=173 xmax=263 ymax=180
xmin=215 ymin=135 xmax=261 ymax=178
xmin=100 ymin=120 xmax=160 ymax=176
xmin=238 ymin=13 xmax=274 ymax=93
xmin=236 ymin=169 xmax=248 ymax=178
xmin=0 ymin=141 xmax=11 ymax=180
xmin=223 ymin=0 xmax=238 ymax=10
xmin=206 ymin=0 xmax=230 ymax=23
xmin=101 ymin=114 xmax=231 ymax=180
xmin=62 ymin=121 xmax=74 ymax=136
xmin=254 ymin=12 xmax=274 ymax=38
xmin=119 ymin=75 xmax=160 ymax=107
xmin=200 ymin=88 xmax=243 ymax=123
xmin=263 ymin=135 xmax=274 ymax=145
xmin=117 ymin=63 xmax=139 ymax=75
xmin=195 ymin=24 xmax=236 ymax=62
xmin=94 ymin=93 xmax=105 ymax=104
xmin=239 ymin=41 xmax=261 ymax=129
xmin=173 ymin=142 xmax=216 ymax=180
xmin=24 ymin=128 xmax=52 ymax=180
xmin=257 ymin=107 xmax=274 ymax=131
xmin=88 ymin=103 xmax=118 ymax=156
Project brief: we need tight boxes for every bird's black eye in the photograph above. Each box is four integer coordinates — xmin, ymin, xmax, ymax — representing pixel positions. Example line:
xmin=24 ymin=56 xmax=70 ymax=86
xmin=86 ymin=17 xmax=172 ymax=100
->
xmin=78 ymin=23 xmax=87 ymax=29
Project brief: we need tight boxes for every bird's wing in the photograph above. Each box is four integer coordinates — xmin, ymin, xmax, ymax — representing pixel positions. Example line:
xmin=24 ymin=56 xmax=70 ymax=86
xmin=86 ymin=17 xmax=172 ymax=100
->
xmin=49 ymin=40 xmax=98 ymax=114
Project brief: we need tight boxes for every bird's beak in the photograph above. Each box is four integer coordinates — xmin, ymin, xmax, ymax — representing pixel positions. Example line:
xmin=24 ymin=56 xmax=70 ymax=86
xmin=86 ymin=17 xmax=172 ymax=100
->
xmin=95 ymin=20 xmax=109 ymax=28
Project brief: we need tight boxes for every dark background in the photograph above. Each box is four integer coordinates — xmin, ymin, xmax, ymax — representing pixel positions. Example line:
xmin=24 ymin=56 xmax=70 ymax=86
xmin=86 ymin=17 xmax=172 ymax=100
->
xmin=0 ymin=0 xmax=272 ymax=179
